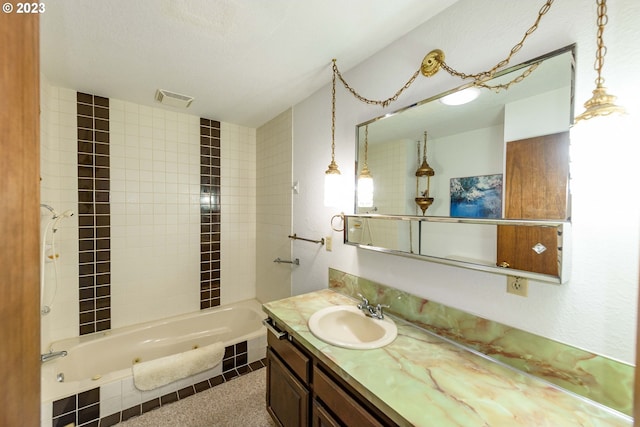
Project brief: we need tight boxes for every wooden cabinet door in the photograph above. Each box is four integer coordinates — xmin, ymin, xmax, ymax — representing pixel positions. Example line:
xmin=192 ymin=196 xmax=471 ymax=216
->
xmin=497 ymin=132 xmax=569 ymax=275
xmin=267 ymin=349 xmax=310 ymax=427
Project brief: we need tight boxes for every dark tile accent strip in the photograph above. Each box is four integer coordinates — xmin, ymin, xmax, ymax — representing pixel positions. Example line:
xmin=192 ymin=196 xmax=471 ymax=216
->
xmin=77 ymin=92 xmax=111 ymax=336
xmin=199 ymin=118 xmax=221 ymax=309
xmin=141 ymin=398 xmax=160 ymax=414
xmin=96 ymin=342 xmax=264 ymax=425
xmin=52 ymin=386 xmax=100 ymax=427
xmin=98 ymin=412 xmax=120 ymax=427
xmin=121 ymin=405 xmax=141 ymax=422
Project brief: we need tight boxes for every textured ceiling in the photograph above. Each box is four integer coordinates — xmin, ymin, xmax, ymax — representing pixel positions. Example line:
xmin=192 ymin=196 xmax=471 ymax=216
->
xmin=40 ymin=0 xmax=459 ymax=128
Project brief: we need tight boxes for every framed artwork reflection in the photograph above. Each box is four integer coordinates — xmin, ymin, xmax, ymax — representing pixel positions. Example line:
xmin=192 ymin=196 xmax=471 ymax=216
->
xmin=450 ymin=174 xmax=502 ymax=218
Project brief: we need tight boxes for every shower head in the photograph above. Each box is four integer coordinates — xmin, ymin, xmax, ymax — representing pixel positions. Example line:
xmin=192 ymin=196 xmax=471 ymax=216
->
xmin=41 ymin=204 xmax=74 ymax=220
xmin=51 ymin=210 xmax=74 ymax=232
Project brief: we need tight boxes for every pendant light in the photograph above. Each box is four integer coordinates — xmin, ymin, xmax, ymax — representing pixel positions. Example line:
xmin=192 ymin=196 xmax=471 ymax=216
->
xmin=357 ymin=125 xmax=374 ymax=208
xmin=324 ymin=61 xmax=342 ymax=207
xmin=575 ymin=0 xmax=626 ymax=122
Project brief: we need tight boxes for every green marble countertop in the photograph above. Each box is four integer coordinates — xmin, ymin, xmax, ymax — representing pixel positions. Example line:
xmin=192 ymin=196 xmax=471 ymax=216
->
xmin=262 ymin=289 xmax=632 ymax=427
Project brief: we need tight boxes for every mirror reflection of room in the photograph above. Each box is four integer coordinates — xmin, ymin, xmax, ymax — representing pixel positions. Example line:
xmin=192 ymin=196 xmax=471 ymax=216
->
xmin=350 ymin=46 xmax=574 ymax=282
xmin=356 ymin=46 xmax=574 ymax=218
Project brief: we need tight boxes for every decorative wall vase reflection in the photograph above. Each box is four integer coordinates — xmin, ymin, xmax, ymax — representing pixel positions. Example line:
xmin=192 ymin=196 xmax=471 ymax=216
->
xmin=450 ymin=174 xmax=503 ymax=218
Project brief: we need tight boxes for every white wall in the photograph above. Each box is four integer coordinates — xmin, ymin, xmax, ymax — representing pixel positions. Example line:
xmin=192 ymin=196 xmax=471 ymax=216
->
xmin=292 ymin=0 xmax=640 ymax=363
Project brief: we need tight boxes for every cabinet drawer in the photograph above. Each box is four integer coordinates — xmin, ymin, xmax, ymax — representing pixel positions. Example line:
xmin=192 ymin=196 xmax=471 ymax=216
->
xmin=268 ymin=329 xmax=311 ymax=385
xmin=313 ymin=366 xmax=386 ymax=427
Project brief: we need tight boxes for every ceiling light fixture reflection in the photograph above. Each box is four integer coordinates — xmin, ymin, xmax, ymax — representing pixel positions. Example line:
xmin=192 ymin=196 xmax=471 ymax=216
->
xmin=439 ymin=87 xmax=481 ymax=106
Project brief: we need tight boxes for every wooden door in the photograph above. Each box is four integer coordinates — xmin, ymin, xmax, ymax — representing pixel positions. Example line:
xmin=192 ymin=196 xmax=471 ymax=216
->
xmin=0 ymin=11 xmax=41 ymax=427
xmin=497 ymin=132 xmax=570 ymax=275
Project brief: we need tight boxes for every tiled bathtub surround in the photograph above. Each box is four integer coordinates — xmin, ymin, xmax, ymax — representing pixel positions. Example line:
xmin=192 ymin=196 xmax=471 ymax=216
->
xmin=47 ymin=341 xmax=265 ymax=427
xmin=77 ymin=92 xmax=111 ymax=335
xmin=108 ymin=101 xmax=202 ymax=327
xmin=199 ymin=118 xmax=222 ymax=309
xmin=328 ymin=268 xmax=634 ymax=416
xmin=42 ymin=80 xmax=258 ymax=342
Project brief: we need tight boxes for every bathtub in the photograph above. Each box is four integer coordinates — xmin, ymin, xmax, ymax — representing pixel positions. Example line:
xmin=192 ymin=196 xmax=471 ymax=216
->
xmin=41 ymin=299 xmax=267 ymax=426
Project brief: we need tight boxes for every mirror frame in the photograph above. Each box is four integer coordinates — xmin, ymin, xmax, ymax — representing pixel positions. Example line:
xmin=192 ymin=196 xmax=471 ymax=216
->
xmin=348 ymin=45 xmax=576 ymax=284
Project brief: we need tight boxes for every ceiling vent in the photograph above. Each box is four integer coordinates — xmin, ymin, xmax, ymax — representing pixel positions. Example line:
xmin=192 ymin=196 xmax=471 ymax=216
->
xmin=155 ymin=89 xmax=194 ymax=108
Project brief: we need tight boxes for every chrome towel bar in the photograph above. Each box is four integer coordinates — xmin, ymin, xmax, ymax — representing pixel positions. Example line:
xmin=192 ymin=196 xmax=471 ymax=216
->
xmin=288 ymin=233 xmax=325 ymax=245
xmin=273 ymin=257 xmax=300 ymax=265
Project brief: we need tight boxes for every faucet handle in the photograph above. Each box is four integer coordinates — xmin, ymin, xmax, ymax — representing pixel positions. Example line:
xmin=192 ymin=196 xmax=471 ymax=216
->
xmin=357 ymin=293 xmax=369 ymax=309
xmin=374 ymin=303 xmax=390 ymax=319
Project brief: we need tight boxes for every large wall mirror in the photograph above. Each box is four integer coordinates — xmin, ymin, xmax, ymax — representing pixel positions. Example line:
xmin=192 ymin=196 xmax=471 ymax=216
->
xmin=348 ymin=44 xmax=575 ymax=283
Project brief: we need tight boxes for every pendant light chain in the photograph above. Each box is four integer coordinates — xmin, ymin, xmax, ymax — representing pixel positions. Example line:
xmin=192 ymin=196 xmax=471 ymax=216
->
xmin=475 ymin=63 xmax=540 ymax=93
xmin=330 ymin=0 xmax=555 ymax=107
xmin=594 ymin=0 xmax=608 ymax=87
xmin=331 ymin=64 xmax=337 ymax=164
xmin=363 ymin=125 xmax=369 ymax=166
xmin=439 ymin=0 xmax=554 ymax=83
xmin=332 ymin=59 xmax=421 ymax=108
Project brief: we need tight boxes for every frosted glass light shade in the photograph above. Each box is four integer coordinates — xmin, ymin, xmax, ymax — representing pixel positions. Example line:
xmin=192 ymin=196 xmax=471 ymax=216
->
xmin=324 ymin=172 xmax=342 ymax=207
xmin=357 ymin=176 xmax=374 ymax=207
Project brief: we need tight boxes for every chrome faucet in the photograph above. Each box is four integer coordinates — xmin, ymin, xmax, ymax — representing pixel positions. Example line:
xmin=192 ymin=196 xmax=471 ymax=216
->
xmin=41 ymin=349 xmax=67 ymax=363
xmin=357 ymin=294 xmax=389 ymax=320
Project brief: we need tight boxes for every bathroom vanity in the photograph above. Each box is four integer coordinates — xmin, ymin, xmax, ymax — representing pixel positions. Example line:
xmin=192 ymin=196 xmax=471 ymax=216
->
xmin=265 ymin=320 xmax=395 ymax=426
xmin=263 ymin=289 xmax=631 ymax=426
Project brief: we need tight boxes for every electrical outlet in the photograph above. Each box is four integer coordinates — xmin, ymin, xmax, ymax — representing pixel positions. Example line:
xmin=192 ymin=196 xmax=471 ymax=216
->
xmin=507 ymin=276 xmax=528 ymax=297
xmin=325 ymin=236 xmax=332 ymax=252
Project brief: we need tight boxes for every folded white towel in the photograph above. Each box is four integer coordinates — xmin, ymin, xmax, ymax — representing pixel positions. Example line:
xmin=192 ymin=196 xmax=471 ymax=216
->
xmin=132 ymin=342 xmax=225 ymax=391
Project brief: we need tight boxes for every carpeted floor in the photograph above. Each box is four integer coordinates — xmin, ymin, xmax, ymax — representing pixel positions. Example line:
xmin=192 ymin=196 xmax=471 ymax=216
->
xmin=116 ymin=369 xmax=275 ymax=427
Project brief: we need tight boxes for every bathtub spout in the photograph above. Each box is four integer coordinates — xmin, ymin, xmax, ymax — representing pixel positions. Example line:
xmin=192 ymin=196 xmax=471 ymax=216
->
xmin=41 ymin=350 xmax=67 ymax=363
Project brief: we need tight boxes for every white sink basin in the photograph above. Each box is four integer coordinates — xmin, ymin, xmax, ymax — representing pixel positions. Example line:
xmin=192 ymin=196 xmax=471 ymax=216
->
xmin=308 ymin=305 xmax=397 ymax=349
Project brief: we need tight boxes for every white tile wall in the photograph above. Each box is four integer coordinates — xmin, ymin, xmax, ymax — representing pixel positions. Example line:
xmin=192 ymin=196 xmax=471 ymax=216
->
xmin=40 ymin=78 xmax=80 ymax=349
xmin=109 ymin=100 xmax=202 ymax=327
xmin=40 ymin=82 xmax=259 ymax=342
xmin=220 ymin=122 xmax=257 ymax=304
xmin=256 ymin=110 xmax=292 ymax=303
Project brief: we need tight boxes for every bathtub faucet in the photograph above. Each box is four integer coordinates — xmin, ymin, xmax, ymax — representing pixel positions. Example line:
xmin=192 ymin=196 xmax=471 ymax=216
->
xmin=41 ymin=349 xmax=68 ymax=363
